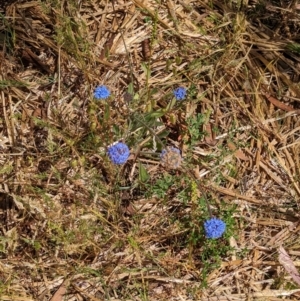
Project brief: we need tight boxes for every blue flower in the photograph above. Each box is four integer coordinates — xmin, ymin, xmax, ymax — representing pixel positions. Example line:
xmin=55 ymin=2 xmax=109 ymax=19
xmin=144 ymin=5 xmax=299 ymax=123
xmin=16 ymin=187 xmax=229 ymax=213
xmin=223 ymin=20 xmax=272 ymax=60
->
xmin=107 ymin=142 xmax=130 ymax=164
xmin=204 ymin=218 xmax=226 ymax=239
xmin=173 ymin=87 xmax=187 ymax=101
xmin=94 ymin=85 xmax=111 ymax=99
xmin=160 ymin=146 xmax=182 ymax=169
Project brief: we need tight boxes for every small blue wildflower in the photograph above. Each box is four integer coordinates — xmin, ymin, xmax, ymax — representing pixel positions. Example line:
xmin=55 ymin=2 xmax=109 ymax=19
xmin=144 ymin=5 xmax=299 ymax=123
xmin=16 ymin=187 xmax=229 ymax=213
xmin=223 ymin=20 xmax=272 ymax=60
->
xmin=204 ymin=218 xmax=226 ymax=239
xmin=107 ymin=142 xmax=130 ymax=165
xmin=94 ymin=85 xmax=111 ymax=100
xmin=160 ymin=146 xmax=182 ymax=169
xmin=173 ymin=87 xmax=187 ymax=101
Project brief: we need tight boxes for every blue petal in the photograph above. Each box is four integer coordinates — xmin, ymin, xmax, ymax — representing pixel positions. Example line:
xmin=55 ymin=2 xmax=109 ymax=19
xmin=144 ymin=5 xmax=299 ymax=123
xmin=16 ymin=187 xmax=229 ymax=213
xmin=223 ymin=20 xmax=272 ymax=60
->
xmin=107 ymin=142 xmax=130 ymax=164
xmin=204 ymin=218 xmax=226 ymax=239
xmin=94 ymin=85 xmax=111 ymax=99
xmin=173 ymin=87 xmax=187 ymax=101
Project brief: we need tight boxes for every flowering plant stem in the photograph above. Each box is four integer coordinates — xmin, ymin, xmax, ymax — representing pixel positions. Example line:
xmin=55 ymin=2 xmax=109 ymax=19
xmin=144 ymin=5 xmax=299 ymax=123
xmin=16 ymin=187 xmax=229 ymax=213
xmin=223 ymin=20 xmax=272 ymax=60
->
xmin=133 ymin=115 xmax=213 ymax=218
xmin=183 ymin=167 xmax=213 ymax=217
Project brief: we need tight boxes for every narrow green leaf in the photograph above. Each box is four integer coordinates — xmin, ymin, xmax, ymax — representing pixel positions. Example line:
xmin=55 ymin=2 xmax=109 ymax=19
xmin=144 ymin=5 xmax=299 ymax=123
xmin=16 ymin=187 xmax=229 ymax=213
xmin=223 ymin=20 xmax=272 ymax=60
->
xmin=104 ymin=102 xmax=110 ymax=121
xmin=139 ymin=162 xmax=149 ymax=182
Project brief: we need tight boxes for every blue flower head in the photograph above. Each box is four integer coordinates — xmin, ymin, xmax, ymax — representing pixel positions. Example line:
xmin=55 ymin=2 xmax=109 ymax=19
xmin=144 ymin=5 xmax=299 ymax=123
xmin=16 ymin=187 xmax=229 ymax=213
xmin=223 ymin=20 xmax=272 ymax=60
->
xmin=107 ymin=142 xmax=130 ymax=165
xmin=160 ymin=146 xmax=182 ymax=169
xmin=173 ymin=87 xmax=187 ymax=101
xmin=94 ymin=85 xmax=111 ymax=100
xmin=204 ymin=218 xmax=226 ymax=239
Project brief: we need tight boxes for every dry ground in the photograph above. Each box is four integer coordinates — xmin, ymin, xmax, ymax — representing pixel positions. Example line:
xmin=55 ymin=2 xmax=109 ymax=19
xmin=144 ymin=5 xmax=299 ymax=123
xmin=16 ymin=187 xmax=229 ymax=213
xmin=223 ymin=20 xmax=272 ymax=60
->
xmin=1 ymin=0 xmax=300 ymax=300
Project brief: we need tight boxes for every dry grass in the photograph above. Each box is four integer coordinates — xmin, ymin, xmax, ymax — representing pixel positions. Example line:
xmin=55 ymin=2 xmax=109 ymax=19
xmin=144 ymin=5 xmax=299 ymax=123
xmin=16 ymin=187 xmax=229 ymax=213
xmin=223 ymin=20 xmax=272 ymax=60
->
xmin=1 ymin=0 xmax=300 ymax=300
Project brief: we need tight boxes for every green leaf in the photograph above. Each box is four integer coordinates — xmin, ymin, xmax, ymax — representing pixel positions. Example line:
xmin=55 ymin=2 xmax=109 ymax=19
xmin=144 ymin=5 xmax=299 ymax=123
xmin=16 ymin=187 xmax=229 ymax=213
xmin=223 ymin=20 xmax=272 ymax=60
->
xmin=141 ymin=62 xmax=151 ymax=79
xmin=139 ymin=162 xmax=149 ymax=182
xmin=286 ymin=43 xmax=300 ymax=54
xmin=166 ymin=97 xmax=176 ymax=111
xmin=128 ymin=82 xmax=134 ymax=94
xmin=104 ymin=102 xmax=110 ymax=121
xmin=146 ymin=110 xmax=165 ymax=119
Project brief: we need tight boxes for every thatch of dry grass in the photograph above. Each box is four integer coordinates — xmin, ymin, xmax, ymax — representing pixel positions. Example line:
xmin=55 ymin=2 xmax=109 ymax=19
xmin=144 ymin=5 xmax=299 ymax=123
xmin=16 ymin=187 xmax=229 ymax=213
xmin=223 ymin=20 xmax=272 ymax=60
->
xmin=1 ymin=0 xmax=300 ymax=300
